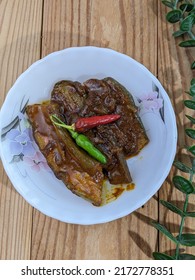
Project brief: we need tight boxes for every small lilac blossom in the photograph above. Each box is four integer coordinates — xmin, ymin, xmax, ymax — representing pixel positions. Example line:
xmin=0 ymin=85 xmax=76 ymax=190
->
xmin=6 ymin=128 xmax=36 ymax=157
xmin=23 ymin=151 xmax=50 ymax=172
xmin=139 ymin=91 xmax=163 ymax=111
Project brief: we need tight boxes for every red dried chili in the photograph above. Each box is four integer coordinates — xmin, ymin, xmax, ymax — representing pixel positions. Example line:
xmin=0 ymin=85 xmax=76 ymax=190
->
xmin=51 ymin=114 xmax=121 ymax=133
xmin=74 ymin=114 xmax=121 ymax=132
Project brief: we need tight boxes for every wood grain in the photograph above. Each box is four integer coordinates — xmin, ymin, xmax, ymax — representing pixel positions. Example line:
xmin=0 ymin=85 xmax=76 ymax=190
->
xmin=0 ymin=0 xmax=43 ymax=259
xmin=158 ymin=2 xmax=195 ymax=256
xmin=31 ymin=0 xmax=158 ymax=260
xmin=1 ymin=0 xmax=194 ymax=260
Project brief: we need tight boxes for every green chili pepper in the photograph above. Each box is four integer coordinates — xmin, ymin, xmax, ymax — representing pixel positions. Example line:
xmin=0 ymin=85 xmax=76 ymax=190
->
xmin=68 ymin=129 xmax=79 ymax=140
xmin=50 ymin=115 xmax=107 ymax=164
xmin=75 ymin=134 xmax=107 ymax=164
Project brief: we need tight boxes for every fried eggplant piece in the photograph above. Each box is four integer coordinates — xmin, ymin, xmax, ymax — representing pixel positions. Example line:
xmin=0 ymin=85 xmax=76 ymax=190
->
xmin=78 ymin=78 xmax=149 ymax=184
xmin=82 ymin=77 xmax=149 ymax=157
xmin=104 ymin=77 xmax=149 ymax=156
xmin=107 ymin=151 xmax=132 ymax=184
xmin=51 ymin=80 xmax=86 ymax=122
xmin=26 ymin=103 xmax=104 ymax=206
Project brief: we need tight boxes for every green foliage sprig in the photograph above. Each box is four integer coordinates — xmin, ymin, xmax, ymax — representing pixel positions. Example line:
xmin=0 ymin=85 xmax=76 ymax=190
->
xmin=162 ymin=0 xmax=195 ymax=68
xmin=151 ymin=0 xmax=195 ymax=260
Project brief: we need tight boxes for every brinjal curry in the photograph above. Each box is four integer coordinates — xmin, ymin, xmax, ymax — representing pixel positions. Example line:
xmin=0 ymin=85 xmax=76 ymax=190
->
xmin=26 ymin=77 xmax=149 ymax=206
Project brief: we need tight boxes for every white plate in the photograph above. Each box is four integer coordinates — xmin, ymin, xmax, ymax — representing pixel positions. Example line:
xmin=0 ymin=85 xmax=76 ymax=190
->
xmin=0 ymin=47 xmax=177 ymax=225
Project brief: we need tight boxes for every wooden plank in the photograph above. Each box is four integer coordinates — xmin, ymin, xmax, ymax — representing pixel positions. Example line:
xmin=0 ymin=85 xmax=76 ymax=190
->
xmin=158 ymin=2 xmax=195 ymax=257
xmin=0 ymin=0 xmax=43 ymax=259
xmin=31 ymin=0 xmax=158 ymax=260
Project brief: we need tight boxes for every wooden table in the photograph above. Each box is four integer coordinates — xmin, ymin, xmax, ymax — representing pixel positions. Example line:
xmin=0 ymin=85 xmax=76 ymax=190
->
xmin=0 ymin=0 xmax=194 ymax=260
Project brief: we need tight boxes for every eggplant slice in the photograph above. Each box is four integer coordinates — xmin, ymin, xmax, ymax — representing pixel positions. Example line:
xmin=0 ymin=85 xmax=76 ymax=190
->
xmin=26 ymin=103 xmax=104 ymax=206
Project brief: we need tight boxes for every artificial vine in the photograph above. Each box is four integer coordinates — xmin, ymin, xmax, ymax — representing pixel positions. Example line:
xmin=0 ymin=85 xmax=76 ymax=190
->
xmin=152 ymin=0 xmax=195 ymax=260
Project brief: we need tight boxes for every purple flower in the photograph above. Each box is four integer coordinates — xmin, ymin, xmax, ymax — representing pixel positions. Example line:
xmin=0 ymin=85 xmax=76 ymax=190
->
xmin=139 ymin=91 xmax=163 ymax=111
xmin=6 ymin=128 xmax=36 ymax=157
xmin=23 ymin=151 xmax=50 ymax=172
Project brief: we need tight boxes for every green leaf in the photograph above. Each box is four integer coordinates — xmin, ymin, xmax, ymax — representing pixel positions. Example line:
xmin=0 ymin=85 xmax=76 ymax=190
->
xmin=192 ymin=158 xmax=195 ymax=172
xmin=153 ymin=252 xmax=175 ymax=260
xmin=166 ymin=10 xmax=182 ymax=23
xmin=151 ymin=221 xmax=178 ymax=244
xmin=188 ymin=145 xmax=195 ymax=155
xmin=173 ymin=30 xmax=186 ymax=37
xmin=185 ymin=128 xmax=195 ymax=139
xmin=173 ymin=176 xmax=194 ymax=194
xmin=160 ymin=200 xmax=185 ymax=216
xmin=191 ymin=61 xmax=195 ymax=69
xmin=190 ymin=84 xmax=195 ymax=95
xmin=173 ymin=160 xmax=191 ymax=173
xmin=189 ymin=8 xmax=195 ymax=15
xmin=191 ymin=78 xmax=195 ymax=85
xmin=185 ymin=211 xmax=195 ymax=217
xmin=178 ymin=253 xmax=195 ymax=260
xmin=179 ymin=4 xmax=194 ymax=12
xmin=180 ymin=14 xmax=195 ymax=31
xmin=186 ymin=115 xmax=195 ymax=124
xmin=177 ymin=233 xmax=195 ymax=246
xmin=179 ymin=40 xmax=195 ymax=47
xmin=162 ymin=1 xmax=174 ymax=8
xmin=184 ymin=100 xmax=195 ymax=109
